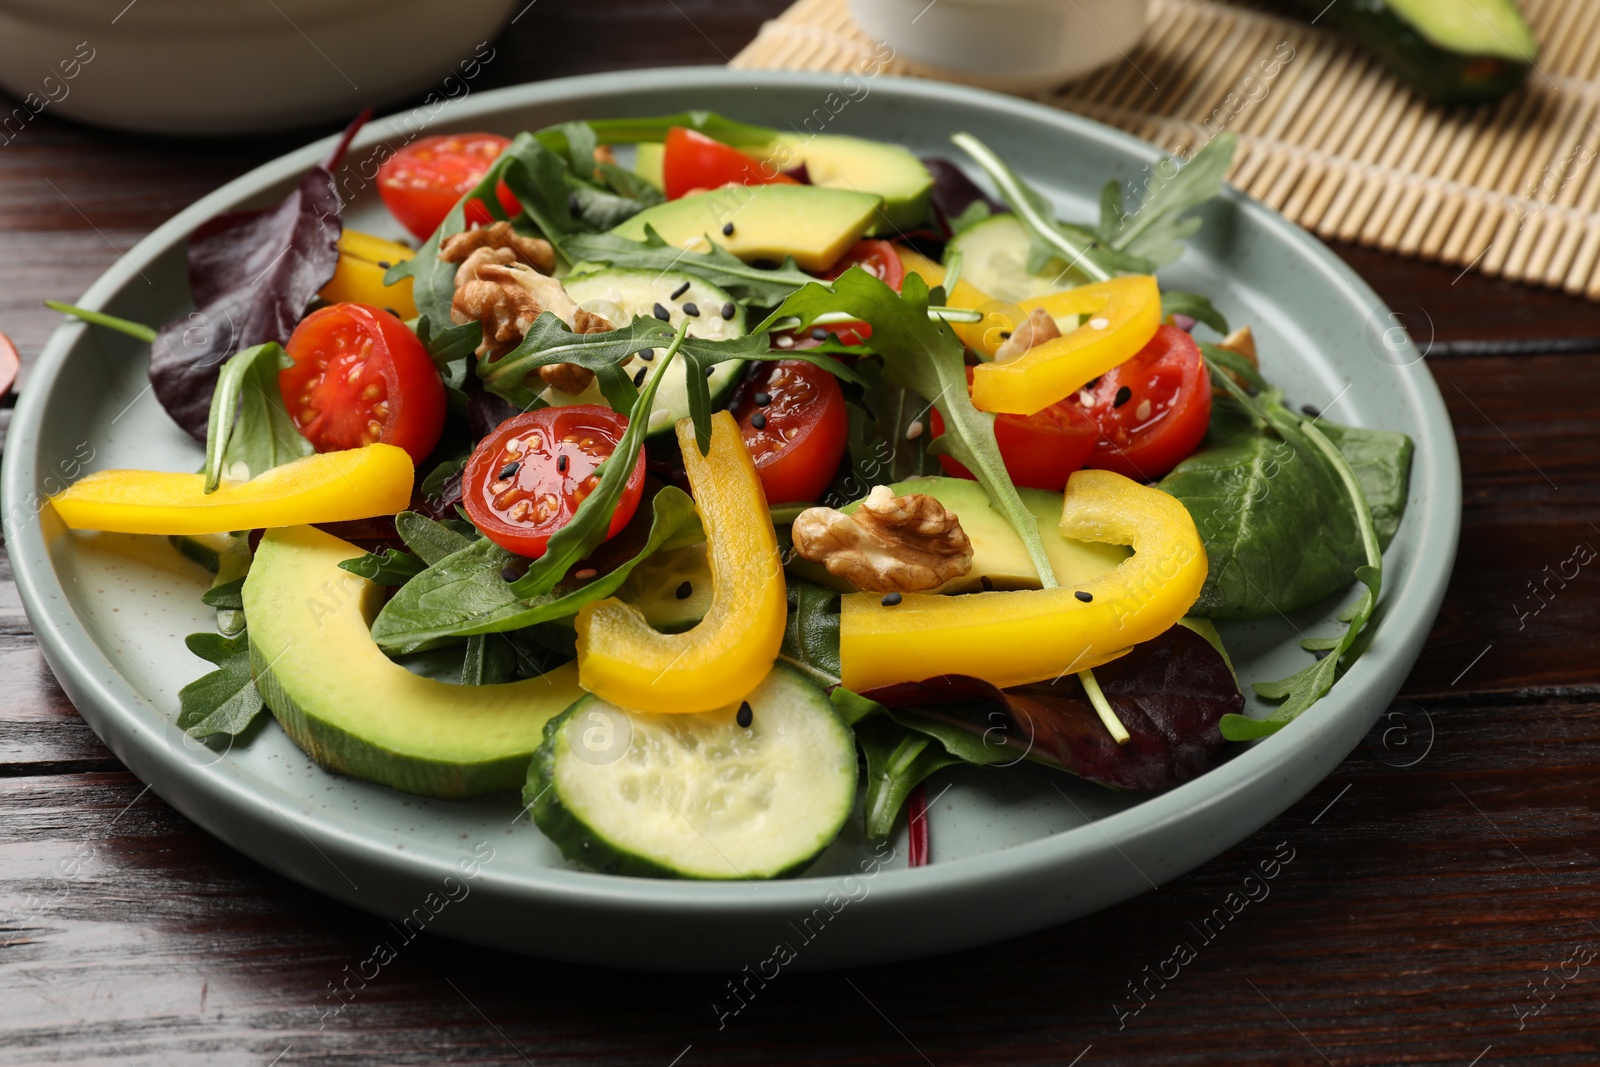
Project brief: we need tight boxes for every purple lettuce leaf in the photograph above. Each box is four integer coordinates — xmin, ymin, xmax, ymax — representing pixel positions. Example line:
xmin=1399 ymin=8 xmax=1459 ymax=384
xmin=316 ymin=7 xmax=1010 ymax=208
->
xmin=150 ymin=110 xmax=369 ymax=439
xmin=864 ymin=625 xmax=1243 ymax=792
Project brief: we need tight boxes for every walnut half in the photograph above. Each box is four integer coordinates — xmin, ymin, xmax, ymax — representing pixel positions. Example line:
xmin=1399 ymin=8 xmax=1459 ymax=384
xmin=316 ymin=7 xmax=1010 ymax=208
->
xmin=792 ymin=486 xmax=973 ymax=594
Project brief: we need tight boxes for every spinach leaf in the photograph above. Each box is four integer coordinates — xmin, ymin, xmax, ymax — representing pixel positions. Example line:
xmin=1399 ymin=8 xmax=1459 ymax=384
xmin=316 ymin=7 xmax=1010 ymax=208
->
xmin=855 ymin=716 xmax=964 ymax=840
xmin=780 ymin=579 xmax=843 ymax=685
xmin=151 ymin=111 xmax=368 ymax=440
xmin=829 ymin=686 xmax=883 ymax=727
xmin=462 ymin=634 xmax=520 ymax=686
xmin=372 ymin=486 xmax=700 ymax=651
xmin=759 ymin=269 xmax=1059 ymax=587
xmin=177 ymin=631 xmax=265 ymax=740
xmin=396 ymin=510 xmax=475 ymax=564
xmin=478 ymin=312 xmax=677 ymax=411
xmin=1319 ymin=421 xmax=1413 ymax=550
xmin=561 ymin=227 xmax=816 ymax=305
xmin=201 ymin=343 xmax=313 ymax=492
xmin=1159 ymin=421 xmax=1362 ymax=618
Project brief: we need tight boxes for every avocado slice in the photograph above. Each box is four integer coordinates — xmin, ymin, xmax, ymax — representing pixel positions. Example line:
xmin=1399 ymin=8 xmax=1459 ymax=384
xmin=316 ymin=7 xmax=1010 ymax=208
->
xmin=633 ymin=135 xmax=934 ymax=234
xmin=610 ymin=183 xmax=882 ymax=272
xmin=789 ymin=477 xmax=1130 ymax=594
xmin=243 ymin=525 xmax=583 ymax=799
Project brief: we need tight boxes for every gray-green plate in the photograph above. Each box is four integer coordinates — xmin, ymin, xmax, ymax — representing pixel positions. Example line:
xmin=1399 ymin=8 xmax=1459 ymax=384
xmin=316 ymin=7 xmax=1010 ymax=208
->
xmin=1 ymin=69 xmax=1460 ymax=972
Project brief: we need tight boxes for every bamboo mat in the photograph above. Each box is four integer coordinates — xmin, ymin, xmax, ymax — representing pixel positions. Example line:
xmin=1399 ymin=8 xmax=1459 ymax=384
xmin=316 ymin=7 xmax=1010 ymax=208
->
xmin=732 ymin=0 xmax=1600 ymax=298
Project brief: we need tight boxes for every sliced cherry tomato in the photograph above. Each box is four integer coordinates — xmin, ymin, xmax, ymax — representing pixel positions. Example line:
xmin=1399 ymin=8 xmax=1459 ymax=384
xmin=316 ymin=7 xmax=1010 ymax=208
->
xmin=463 ymin=406 xmax=646 ymax=559
xmin=1079 ymin=324 xmax=1212 ymax=481
xmin=662 ymin=126 xmax=797 ymax=200
xmin=378 ymin=132 xmax=523 ymax=240
xmin=928 ymin=368 xmax=1098 ymax=492
xmin=821 ymin=239 xmax=905 ymax=290
xmin=730 ymin=360 xmax=848 ymax=504
xmin=282 ymin=303 xmax=446 ymax=465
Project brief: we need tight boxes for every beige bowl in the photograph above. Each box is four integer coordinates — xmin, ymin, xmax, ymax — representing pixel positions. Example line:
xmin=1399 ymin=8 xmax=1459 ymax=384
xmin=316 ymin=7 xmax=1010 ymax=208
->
xmin=0 ymin=0 xmax=517 ymax=136
xmin=851 ymin=0 xmax=1150 ymax=92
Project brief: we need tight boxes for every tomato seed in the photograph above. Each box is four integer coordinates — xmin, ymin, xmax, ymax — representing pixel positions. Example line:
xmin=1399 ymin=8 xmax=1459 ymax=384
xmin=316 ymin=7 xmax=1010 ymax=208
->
xmin=361 ymin=383 xmax=383 ymax=401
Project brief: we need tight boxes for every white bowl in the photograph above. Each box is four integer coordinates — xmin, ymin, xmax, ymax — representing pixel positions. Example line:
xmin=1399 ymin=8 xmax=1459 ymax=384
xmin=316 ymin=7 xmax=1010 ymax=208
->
xmin=0 ymin=0 xmax=517 ymax=136
xmin=851 ymin=0 xmax=1150 ymax=92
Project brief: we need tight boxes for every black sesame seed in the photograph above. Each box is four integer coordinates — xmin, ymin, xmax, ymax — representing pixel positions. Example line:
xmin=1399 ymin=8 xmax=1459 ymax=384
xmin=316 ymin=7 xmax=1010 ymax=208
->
xmin=376 ymin=260 xmax=392 ymax=270
xmin=556 ymin=454 xmax=568 ymax=473
xmin=638 ymin=348 xmax=655 ymax=361
xmin=998 ymin=330 xmax=1012 ymax=340
xmin=811 ymin=326 xmax=828 ymax=341
xmin=669 ymin=280 xmax=691 ymax=300
xmin=1086 ymin=377 xmax=1101 ymax=390
xmin=1301 ymin=403 xmax=1322 ymax=418
xmin=750 ymin=412 xmax=767 ymax=430
xmin=501 ymin=565 xmax=521 ymax=582
xmin=675 ymin=580 xmax=693 ymax=600
xmin=881 ymin=592 xmax=903 ymax=607
xmin=633 ymin=365 xmax=648 ymax=387
xmin=1074 ymin=590 xmax=1094 ymax=603
xmin=682 ymin=302 xmax=700 ymax=317
xmin=722 ymin=222 xmax=735 ymax=236
xmin=721 ymin=302 xmax=736 ymax=320
xmin=980 ymin=576 xmax=995 ymax=591
xmin=705 ymin=365 xmax=716 ymax=378
xmin=754 ymin=391 xmax=771 ymax=407
xmin=652 ymin=302 xmax=671 ymax=322
xmin=497 ymin=461 xmax=520 ymax=480
xmin=1113 ymin=386 xmax=1133 ymax=408
xmin=736 ymin=701 xmax=753 ymax=728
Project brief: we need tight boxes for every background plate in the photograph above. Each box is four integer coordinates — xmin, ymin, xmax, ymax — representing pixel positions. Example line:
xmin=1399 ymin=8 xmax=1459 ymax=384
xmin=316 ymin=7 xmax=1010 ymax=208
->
xmin=0 ymin=68 xmax=1460 ymax=972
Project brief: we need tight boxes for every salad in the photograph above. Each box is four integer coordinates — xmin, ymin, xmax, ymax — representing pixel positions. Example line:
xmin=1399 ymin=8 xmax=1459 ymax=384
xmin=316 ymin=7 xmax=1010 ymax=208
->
xmin=44 ymin=111 xmax=1413 ymax=881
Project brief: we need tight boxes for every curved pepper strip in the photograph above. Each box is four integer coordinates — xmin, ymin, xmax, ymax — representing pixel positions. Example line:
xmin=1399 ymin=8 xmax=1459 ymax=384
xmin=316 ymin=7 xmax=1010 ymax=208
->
xmin=970 ymin=275 xmax=1161 ymax=416
xmin=838 ymin=468 xmax=1206 ymax=693
xmin=576 ymin=411 xmax=786 ymax=714
xmin=49 ymin=445 xmax=414 ymax=535
xmin=894 ymin=247 xmax=998 ymax=354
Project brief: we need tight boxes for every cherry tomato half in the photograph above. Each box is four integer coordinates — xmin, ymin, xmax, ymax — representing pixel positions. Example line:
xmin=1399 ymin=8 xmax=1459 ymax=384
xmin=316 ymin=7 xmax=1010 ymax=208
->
xmin=662 ymin=126 xmax=798 ymax=200
xmin=378 ymin=133 xmax=523 ymax=240
xmin=463 ymin=406 xmax=646 ymax=559
xmin=282 ymin=303 xmax=446 ymax=465
xmin=928 ymin=368 xmax=1099 ymax=491
xmin=730 ymin=360 xmax=848 ymax=504
xmin=1079 ymin=324 xmax=1212 ymax=481
xmin=821 ymin=239 xmax=906 ymax=290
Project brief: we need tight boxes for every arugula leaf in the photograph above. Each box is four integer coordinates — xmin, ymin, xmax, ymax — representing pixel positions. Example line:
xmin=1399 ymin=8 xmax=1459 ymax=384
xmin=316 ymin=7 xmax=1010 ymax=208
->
xmin=371 ymin=487 xmax=700 ymax=650
xmin=855 ymin=716 xmax=964 ymax=840
xmin=477 ymin=311 xmax=676 ymax=411
xmin=176 ymin=631 xmax=265 ymax=740
xmin=594 ymin=162 xmax=666 ymax=207
xmin=201 ymin=343 xmax=313 ymax=493
xmin=201 ymin=578 xmax=245 ymax=611
xmin=43 ymin=301 xmax=157 ymax=343
xmin=1223 ymin=417 xmax=1384 ymax=739
xmin=1161 ymin=291 xmax=1230 ymax=335
xmin=172 ymin=532 xmax=253 ymax=636
xmin=759 ymin=269 xmax=1059 ymax=587
xmin=674 ymin=331 xmax=851 ymax=455
xmin=1102 ymin=134 xmax=1237 ymax=266
xmin=561 ymin=227 xmax=815 ymax=305
xmin=565 ymin=176 xmax=653 ymax=232
xmin=338 ymin=548 xmax=427 ymax=586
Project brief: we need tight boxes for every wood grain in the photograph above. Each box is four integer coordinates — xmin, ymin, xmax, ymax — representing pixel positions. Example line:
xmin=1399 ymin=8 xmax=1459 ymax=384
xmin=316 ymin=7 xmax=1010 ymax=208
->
xmin=1 ymin=1 xmax=1598 ymax=1064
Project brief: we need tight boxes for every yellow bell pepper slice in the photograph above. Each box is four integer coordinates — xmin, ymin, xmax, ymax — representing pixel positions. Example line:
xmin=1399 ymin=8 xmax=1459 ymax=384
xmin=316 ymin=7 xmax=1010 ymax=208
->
xmin=970 ymin=275 xmax=1162 ymax=416
xmin=49 ymin=445 xmax=414 ymax=535
xmin=894 ymin=247 xmax=998 ymax=354
xmin=839 ymin=468 xmax=1206 ymax=692
xmin=318 ymin=230 xmax=417 ymax=319
xmin=576 ymin=411 xmax=786 ymax=714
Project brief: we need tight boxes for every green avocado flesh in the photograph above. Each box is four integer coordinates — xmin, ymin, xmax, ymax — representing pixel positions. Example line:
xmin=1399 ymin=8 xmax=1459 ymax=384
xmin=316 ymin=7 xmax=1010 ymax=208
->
xmin=788 ymin=477 xmax=1130 ymax=594
xmin=634 ymin=134 xmax=932 ymax=234
xmin=610 ymin=183 xmax=881 ymax=272
xmin=243 ymin=525 xmax=583 ymax=799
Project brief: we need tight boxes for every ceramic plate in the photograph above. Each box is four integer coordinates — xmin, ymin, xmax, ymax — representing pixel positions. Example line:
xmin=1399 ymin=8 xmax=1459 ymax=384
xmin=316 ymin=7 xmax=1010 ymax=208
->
xmin=2 ymin=69 xmax=1460 ymax=972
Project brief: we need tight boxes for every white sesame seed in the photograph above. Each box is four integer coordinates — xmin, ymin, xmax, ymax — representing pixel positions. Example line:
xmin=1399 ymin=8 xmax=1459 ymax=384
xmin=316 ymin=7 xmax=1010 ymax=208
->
xmin=1089 ymin=317 xmax=1110 ymax=331
xmin=1135 ymin=398 xmax=1152 ymax=422
xmin=905 ymin=420 xmax=924 ymax=440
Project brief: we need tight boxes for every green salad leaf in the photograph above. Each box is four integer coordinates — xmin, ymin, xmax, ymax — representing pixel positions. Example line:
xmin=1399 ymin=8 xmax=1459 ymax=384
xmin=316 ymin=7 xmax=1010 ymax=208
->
xmin=397 ymin=510 xmax=475 ymax=564
xmin=338 ymin=548 xmax=428 ymax=587
xmin=176 ymin=631 xmax=265 ymax=740
xmin=780 ymin=579 xmax=843 ymax=685
xmin=201 ymin=343 xmax=313 ymax=493
xmin=478 ymin=311 xmax=677 ymax=411
xmin=674 ymin=331 xmax=855 ymax=455
xmin=540 ymin=112 xmax=778 ymax=153
xmin=1160 ymin=291 xmax=1230 ymax=335
xmin=760 ymin=269 xmax=1059 ymax=588
xmin=855 ymin=716 xmax=964 ymax=840
xmin=561 ymin=227 xmax=815 ymax=305
xmin=1318 ymin=421 xmax=1414 ymax=550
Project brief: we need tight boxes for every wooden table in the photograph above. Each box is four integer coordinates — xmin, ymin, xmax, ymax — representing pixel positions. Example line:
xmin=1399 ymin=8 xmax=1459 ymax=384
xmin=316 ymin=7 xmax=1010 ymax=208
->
xmin=3 ymin=3 xmax=1597 ymax=1064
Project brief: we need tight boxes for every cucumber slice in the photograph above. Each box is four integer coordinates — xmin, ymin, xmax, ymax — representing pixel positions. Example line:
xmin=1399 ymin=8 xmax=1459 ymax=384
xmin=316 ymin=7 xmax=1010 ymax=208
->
xmin=528 ymin=664 xmax=857 ymax=879
xmin=947 ymin=214 xmax=1087 ymax=304
xmin=615 ymin=542 xmax=715 ymax=633
xmin=550 ymin=269 xmax=744 ymax=436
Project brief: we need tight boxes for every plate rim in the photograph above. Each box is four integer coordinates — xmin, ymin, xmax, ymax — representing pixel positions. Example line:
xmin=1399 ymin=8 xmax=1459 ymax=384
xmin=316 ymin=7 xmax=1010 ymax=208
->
xmin=2 ymin=67 xmax=1462 ymax=931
